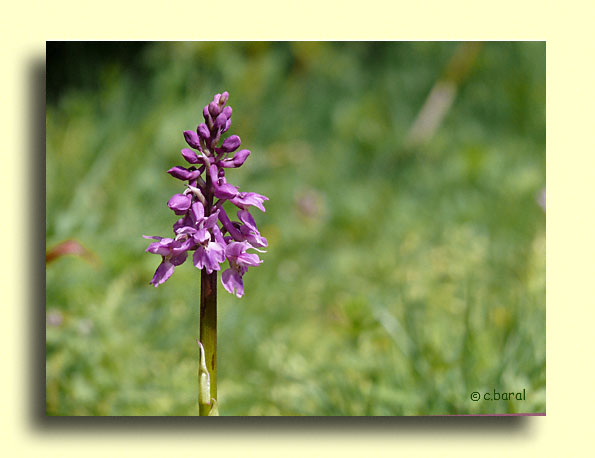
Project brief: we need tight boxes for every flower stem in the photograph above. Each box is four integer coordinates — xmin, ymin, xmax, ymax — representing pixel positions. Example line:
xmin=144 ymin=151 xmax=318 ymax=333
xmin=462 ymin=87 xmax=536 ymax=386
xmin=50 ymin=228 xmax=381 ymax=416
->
xmin=199 ymin=269 xmax=217 ymax=415
xmin=198 ymin=140 xmax=218 ymax=416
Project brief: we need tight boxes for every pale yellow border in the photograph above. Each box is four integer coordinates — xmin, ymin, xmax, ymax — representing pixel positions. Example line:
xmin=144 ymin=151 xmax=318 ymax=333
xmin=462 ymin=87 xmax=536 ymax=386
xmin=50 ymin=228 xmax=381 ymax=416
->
xmin=3 ymin=0 xmax=594 ymax=455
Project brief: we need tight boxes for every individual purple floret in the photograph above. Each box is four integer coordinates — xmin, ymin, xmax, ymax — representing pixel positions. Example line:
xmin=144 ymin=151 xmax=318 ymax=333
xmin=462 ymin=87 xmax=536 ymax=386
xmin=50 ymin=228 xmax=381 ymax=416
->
xmin=144 ymin=92 xmax=268 ymax=297
xmin=221 ymin=241 xmax=263 ymax=298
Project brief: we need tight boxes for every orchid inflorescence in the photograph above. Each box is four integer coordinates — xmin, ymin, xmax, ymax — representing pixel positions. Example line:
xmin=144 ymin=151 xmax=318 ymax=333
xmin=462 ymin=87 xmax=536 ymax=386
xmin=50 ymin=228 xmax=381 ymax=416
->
xmin=144 ymin=92 xmax=268 ymax=297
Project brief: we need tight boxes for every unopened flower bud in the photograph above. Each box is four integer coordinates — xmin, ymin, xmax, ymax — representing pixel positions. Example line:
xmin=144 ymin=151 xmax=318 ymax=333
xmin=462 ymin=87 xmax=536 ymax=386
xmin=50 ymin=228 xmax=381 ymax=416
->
xmin=222 ymin=118 xmax=231 ymax=133
xmin=219 ymin=91 xmax=229 ymax=105
xmin=181 ymin=148 xmax=200 ymax=164
xmin=222 ymin=106 xmax=232 ymax=119
xmin=209 ymin=101 xmax=220 ymax=118
xmin=168 ymin=193 xmax=192 ymax=215
xmin=203 ymin=105 xmax=212 ymax=123
xmin=197 ymin=123 xmax=210 ymax=140
xmin=221 ymin=135 xmax=241 ymax=152
xmin=220 ymin=149 xmax=251 ymax=168
xmin=214 ymin=112 xmax=227 ymax=130
xmin=167 ymin=166 xmax=202 ymax=181
xmin=232 ymin=149 xmax=251 ymax=167
xmin=183 ymin=130 xmax=201 ymax=149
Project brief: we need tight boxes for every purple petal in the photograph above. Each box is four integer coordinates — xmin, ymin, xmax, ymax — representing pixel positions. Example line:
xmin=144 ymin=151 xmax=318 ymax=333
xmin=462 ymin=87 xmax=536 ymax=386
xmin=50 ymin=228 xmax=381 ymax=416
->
xmin=193 ymin=228 xmax=210 ymax=244
xmin=218 ymin=207 xmax=244 ymax=240
xmin=221 ymin=268 xmax=244 ymax=298
xmin=175 ymin=226 xmax=197 ymax=236
xmin=203 ymin=210 xmax=219 ymax=229
xmin=230 ymin=192 xmax=268 ymax=212
xmin=150 ymin=261 xmax=175 ymax=287
xmin=237 ymin=210 xmax=257 ymax=231
xmin=181 ymin=148 xmax=200 ymax=164
xmin=172 ymin=237 xmax=194 ymax=254
xmin=168 ymin=193 xmax=192 ymax=215
xmin=209 ymin=241 xmax=226 ymax=263
xmin=215 ymin=183 xmax=239 ymax=200
xmin=221 ymin=135 xmax=241 ymax=153
xmin=225 ymin=241 xmax=251 ymax=259
xmin=219 ymin=149 xmax=251 ymax=168
xmin=143 ymin=235 xmax=164 ymax=241
xmin=193 ymin=242 xmax=225 ymax=274
xmin=220 ymin=91 xmax=229 ymax=105
xmin=211 ymin=224 xmax=227 ymax=246
xmin=232 ymin=149 xmax=251 ymax=167
xmin=173 ymin=214 xmax=193 ymax=232
xmin=197 ymin=123 xmax=210 ymax=140
xmin=170 ymin=250 xmax=188 ymax=266
xmin=222 ymin=118 xmax=231 ymax=133
xmin=209 ymin=165 xmax=238 ymax=199
xmin=146 ymin=237 xmax=175 ymax=255
xmin=167 ymin=166 xmax=202 ymax=181
xmin=146 ymin=241 xmax=172 ymax=256
xmin=237 ymin=252 xmax=262 ymax=267
xmin=214 ymin=112 xmax=227 ymax=130
xmin=208 ymin=164 xmax=219 ymax=184
xmin=190 ymin=200 xmax=205 ymax=222
xmin=209 ymin=101 xmax=220 ymax=117
xmin=222 ymin=106 xmax=232 ymax=119
xmin=203 ymin=106 xmax=212 ymax=123
xmin=184 ymin=130 xmax=201 ymax=149
xmin=240 ymin=225 xmax=268 ymax=248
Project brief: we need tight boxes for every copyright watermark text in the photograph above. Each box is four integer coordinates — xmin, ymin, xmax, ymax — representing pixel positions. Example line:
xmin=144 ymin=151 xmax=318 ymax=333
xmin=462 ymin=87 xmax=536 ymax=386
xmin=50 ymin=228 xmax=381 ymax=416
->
xmin=470 ymin=389 xmax=526 ymax=401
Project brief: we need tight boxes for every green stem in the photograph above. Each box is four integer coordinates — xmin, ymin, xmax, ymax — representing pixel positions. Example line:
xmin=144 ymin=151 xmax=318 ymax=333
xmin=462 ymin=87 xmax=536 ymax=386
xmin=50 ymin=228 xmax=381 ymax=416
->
xmin=199 ymin=269 xmax=217 ymax=415
xmin=198 ymin=145 xmax=218 ymax=416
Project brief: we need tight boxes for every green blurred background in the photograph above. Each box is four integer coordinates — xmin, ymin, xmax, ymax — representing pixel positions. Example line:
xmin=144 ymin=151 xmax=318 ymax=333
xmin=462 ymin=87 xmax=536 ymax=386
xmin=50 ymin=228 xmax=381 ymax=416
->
xmin=46 ymin=42 xmax=545 ymax=416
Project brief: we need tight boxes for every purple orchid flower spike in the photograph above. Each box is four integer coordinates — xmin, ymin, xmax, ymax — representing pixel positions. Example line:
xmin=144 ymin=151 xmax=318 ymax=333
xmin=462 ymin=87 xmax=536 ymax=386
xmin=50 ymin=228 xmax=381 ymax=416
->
xmin=144 ymin=91 xmax=269 ymax=297
xmin=145 ymin=92 xmax=268 ymax=416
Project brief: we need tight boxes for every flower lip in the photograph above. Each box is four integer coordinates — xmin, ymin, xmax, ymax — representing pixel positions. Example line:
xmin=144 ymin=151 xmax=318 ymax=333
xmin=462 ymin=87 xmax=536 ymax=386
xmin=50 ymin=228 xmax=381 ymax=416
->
xmin=221 ymin=268 xmax=244 ymax=297
xmin=193 ymin=241 xmax=225 ymax=274
xmin=150 ymin=261 xmax=175 ymax=287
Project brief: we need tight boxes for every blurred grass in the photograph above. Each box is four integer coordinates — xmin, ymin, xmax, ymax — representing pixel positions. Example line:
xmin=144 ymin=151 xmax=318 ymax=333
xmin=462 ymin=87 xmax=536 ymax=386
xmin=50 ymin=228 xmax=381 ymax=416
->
xmin=46 ymin=42 xmax=545 ymax=415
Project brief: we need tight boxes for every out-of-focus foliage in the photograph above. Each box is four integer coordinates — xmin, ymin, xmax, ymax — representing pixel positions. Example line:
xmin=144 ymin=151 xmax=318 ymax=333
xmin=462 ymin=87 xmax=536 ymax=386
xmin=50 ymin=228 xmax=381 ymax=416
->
xmin=46 ymin=42 xmax=545 ymax=415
